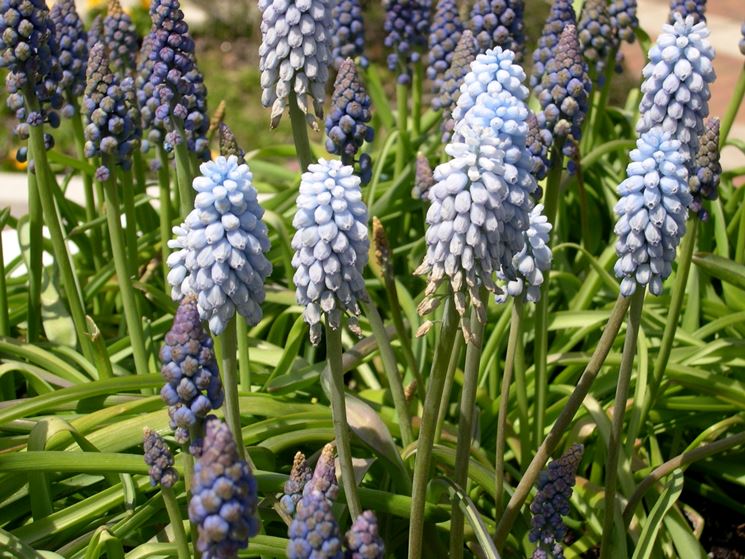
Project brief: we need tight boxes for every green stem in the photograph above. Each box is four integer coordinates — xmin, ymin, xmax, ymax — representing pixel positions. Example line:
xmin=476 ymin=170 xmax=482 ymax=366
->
xmin=412 ymin=62 xmax=423 ymax=137
xmin=513 ymin=313 xmax=530 ymax=462
xmin=434 ymin=332 xmax=464 ymax=443
xmin=0 ymin=229 xmax=7 ymax=336
xmin=288 ymin=90 xmax=314 ymax=171
xmin=449 ymin=307 xmax=485 ymax=559
xmin=408 ymin=297 xmax=458 ymax=559
xmin=383 ymin=277 xmax=423 ymax=400
xmin=119 ymin=170 xmax=141 ymax=283
xmin=157 ymin=146 xmax=172 ymax=285
xmin=736 ymin=191 xmax=745 ymax=266
xmin=26 ymin=163 xmax=42 ymax=343
xmin=171 ymin=119 xmax=195 ymax=218
xmin=237 ymin=316 xmax=251 ymax=392
xmin=101 ymin=157 xmax=150 ymax=377
xmin=495 ymin=300 xmax=522 ymax=520
xmin=24 ymin=93 xmax=94 ymax=362
xmin=719 ymin=63 xmax=745 ymax=146
xmin=494 ymin=294 xmax=631 ymax=550
xmin=395 ymin=83 xmax=410 ymax=176
xmin=160 ymin=487 xmax=191 ymax=559
xmin=325 ymin=320 xmax=362 ymax=519
xmin=361 ymin=300 xmax=414 ymax=447
xmin=219 ymin=319 xmax=250 ymax=465
xmin=599 ymin=289 xmax=645 ymax=559
xmin=534 ymin=141 xmax=564 ymax=443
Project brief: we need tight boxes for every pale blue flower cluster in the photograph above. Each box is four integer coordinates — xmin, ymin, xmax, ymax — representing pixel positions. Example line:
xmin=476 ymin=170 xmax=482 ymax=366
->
xmin=637 ymin=14 xmax=715 ymax=168
xmin=167 ymin=156 xmax=273 ymax=335
xmin=614 ymin=129 xmax=691 ymax=296
xmin=259 ymin=0 xmax=332 ymax=128
xmin=291 ymin=159 xmax=369 ymax=345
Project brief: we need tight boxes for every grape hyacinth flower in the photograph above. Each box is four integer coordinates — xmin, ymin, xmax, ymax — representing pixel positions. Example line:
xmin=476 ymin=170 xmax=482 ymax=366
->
xmin=469 ymin=0 xmax=525 ymax=60
xmin=526 ymin=112 xmax=552 ymax=182
xmin=0 ymin=0 xmax=64 ymax=142
xmin=280 ymin=452 xmax=313 ymax=516
xmin=435 ymin=29 xmax=478 ymax=141
xmin=287 ymin=486 xmax=343 ymax=559
xmin=577 ymin=0 xmax=612 ymax=82
xmin=258 ymin=0 xmax=332 ymax=128
xmin=159 ymin=295 xmax=224 ymax=444
xmin=345 ymin=511 xmax=384 ymax=559
xmin=428 ymin=0 xmax=463 ymax=92
xmin=609 ymin=0 xmax=638 ymax=44
xmin=218 ymin=122 xmax=245 ymax=163
xmin=325 ymin=59 xmax=374 ymax=185
xmin=303 ymin=443 xmax=339 ymax=501
xmin=614 ymin=129 xmax=692 ymax=297
xmin=167 ymin=156 xmax=273 ymax=335
xmin=637 ymin=13 xmax=716 ymax=169
xmin=50 ymin=0 xmax=88 ymax=118
xmin=104 ymin=0 xmax=139 ymax=76
xmin=529 ymin=444 xmax=584 ymax=559
xmin=143 ymin=427 xmax=179 ymax=488
xmin=83 ymin=43 xmax=139 ymax=173
xmin=412 ymin=153 xmax=434 ymax=201
xmin=384 ymin=0 xmax=431 ymax=85
xmin=87 ymin=14 xmax=103 ymax=54
xmin=189 ymin=418 xmax=259 ymax=559
xmin=537 ymin=24 xmax=591 ymax=163
xmin=688 ymin=117 xmax=721 ymax=220
xmin=668 ymin=0 xmax=706 ymax=24
xmin=291 ymin=159 xmax=370 ymax=345
xmin=332 ymin=0 xmax=368 ymax=69
xmin=530 ymin=0 xmax=576 ymax=91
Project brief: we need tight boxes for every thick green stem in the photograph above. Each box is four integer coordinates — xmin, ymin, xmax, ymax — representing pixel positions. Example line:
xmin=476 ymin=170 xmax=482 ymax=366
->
xmin=599 ymin=290 xmax=645 ymax=559
xmin=494 ymin=295 xmax=631 ymax=549
xmin=24 ymin=94 xmax=94 ymax=361
xmin=160 ymin=487 xmax=191 ymax=559
xmin=288 ymin=91 xmax=314 ymax=171
xmin=412 ymin=62 xmax=423 ymax=137
xmin=361 ymin=300 xmax=413 ymax=447
xmin=157 ymin=146 xmax=172 ymax=285
xmin=119 ymin=170 xmax=141 ymax=283
xmin=219 ymin=319 xmax=249 ymax=464
xmin=171 ymin=119 xmax=195 ymax=218
xmin=495 ymin=300 xmax=522 ymax=520
xmin=449 ymin=308 xmax=485 ymax=559
xmin=736 ymin=189 xmax=745 ymax=266
xmin=408 ymin=297 xmax=458 ymax=559
xmin=383 ymin=277 xmax=423 ymax=400
xmin=325 ymin=321 xmax=362 ymax=519
xmin=394 ymin=83 xmax=410 ymax=176
xmin=26 ymin=164 xmax=42 ymax=343
xmin=434 ymin=333 xmax=464 ymax=443
xmin=534 ymin=142 xmax=564 ymax=443
xmin=237 ymin=317 xmax=251 ymax=392
xmin=719 ymin=64 xmax=745 ymax=145
xmin=0 ymin=219 xmax=8 ymax=336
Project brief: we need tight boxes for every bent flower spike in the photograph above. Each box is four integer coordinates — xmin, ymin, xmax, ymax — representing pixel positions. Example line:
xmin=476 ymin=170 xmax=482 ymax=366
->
xmin=614 ymin=129 xmax=691 ymax=297
xmin=189 ymin=418 xmax=259 ymax=559
xmin=143 ymin=428 xmax=178 ymax=488
xmin=292 ymin=159 xmax=370 ymax=345
xmin=167 ymin=156 xmax=273 ymax=335
xmin=259 ymin=0 xmax=333 ymax=128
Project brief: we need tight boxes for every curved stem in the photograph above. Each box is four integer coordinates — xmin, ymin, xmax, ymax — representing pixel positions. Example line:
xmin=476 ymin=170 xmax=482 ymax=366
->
xmin=719 ymin=64 xmax=745 ymax=146
xmin=495 ymin=300 xmax=522 ymax=521
xmin=325 ymin=320 xmax=362 ymax=519
xmin=434 ymin=332 xmax=464 ymax=443
xmin=449 ymin=306 xmax=485 ymax=559
xmin=408 ymin=297 xmax=458 ymax=559
xmin=160 ymin=487 xmax=191 ymax=559
xmin=218 ymin=319 xmax=252 ymax=467
xmin=237 ymin=317 xmax=251 ymax=392
xmin=288 ymin=90 xmax=314 ymax=171
xmin=494 ymin=294 xmax=631 ymax=550
xmin=599 ymin=289 xmax=645 ymax=559
xmin=170 ymin=118 xmax=195 ymax=218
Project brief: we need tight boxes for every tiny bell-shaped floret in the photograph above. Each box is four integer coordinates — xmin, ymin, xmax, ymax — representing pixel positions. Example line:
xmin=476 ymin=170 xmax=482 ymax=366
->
xmin=668 ymin=0 xmax=706 ymax=24
xmin=104 ymin=0 xmax=138 ymax=75
xmin=280 ymin=451 xmax=313 ymax=516
xmin=143 ymin=427 xmax=179 ymax=488
xmin=332 ymin=0 xmax=368 ymax=69
xmin=345 ymin=511 xmax=384 ymax=559
xmin=189 ymin=418 xmax=259 ymax=559
xmin=688 ymin=117 xmax=721 ymax=220
xmin=291 ymin=159 xmax=370 ymax=345
xmin=636 ymin=13 xmax=716 ymax=168
xmin=50 ymin=0 xmax=88 ymax=108
xmin=428 ymin=0 xmax=463 ymax=92
xmin=167 ymin=156 xmax=273 ymax=335
xmin=159 ymin=295 xmax=224 ymax=444
xmin=529 ymin=444 xmax=584 ymax=559
xmin=259 ymin=0 xmax=333 ymax=128
xmin=436 ymin=30 xmax=478 ymax=142
xmin=469 ymin=0 xmax=525 ymax=60
xmin=577 ymin=0 xmax=612 ymax=82
xmin=384 ymin=0 xmax=432 ymax=85
xmin=530 ymin=0 xmax=576 ymax=91
xmin=613 ymin=128 xmax=691 ymax=297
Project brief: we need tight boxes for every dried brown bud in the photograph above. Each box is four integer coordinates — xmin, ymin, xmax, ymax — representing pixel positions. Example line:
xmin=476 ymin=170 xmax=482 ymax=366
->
xmin=372 ymin=217 xmax=392 ymax=280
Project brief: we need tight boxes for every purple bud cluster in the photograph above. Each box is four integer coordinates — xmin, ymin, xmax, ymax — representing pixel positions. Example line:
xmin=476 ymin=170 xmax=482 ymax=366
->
xmin=325 ymin=59 xmax=374 ymax=185
xmin=668 ymin=0 xmax=706 ymax=24
xmin=0 ymin=0 xmax=64 ymax=141
xmin=577 ymin=0 xmax=612 ymax=82
xmin=530 ymin=0 xmax=576 ymax=92
xmin=435 ymin=30 xmax=478 ymax=142
xmin=302 ymin=443 xmax=339 ymax=501
xmin=189 ymin=418 xmax=259 ymax=559
xmin=332 ymin=0 xmax=368 ymax=69
xmin=526 ymin=112 xmax=552 ymax=182
xmin=412 ymin=152 xmax=434 ymax=201
xmin=87 ymin=14 xmax=103 ymax=54
xmin=428 ymin=0 xmax=463 ymax=91
xmin=280 ymin=452 xmax=313 ymax=516
xmin=384 ymin=0 xmax=432 ymax=85
xmin=529 ymin=444 xmax=584 ymax=559
xmin=610 ymin=0 xmax=638 ymax=44
xmin=83 ymin=43 xmax=139 ymax=170
xmin=345 ymin=511 xmax=384 ymax=559
xmin=688 ymin=117 xmax=721 ymax=220
xmin=50 ymin=0 xmax=87 ymax=117
xmin=159 ymin=296 xmax=224 ymax=444
xmin=143 ymin=427 xmax=178 ymax=488
xmin=104 ymin=0 xmax=138 ymax=76
xmin=469 ymin=0 xmax=525 ymax=60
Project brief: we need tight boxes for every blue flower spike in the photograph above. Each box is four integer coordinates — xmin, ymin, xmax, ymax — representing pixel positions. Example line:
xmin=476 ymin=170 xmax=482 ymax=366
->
xmin=143 ymin=427 xmax=179 ymax=488
xmin=526 ymin=111 xmax=552 ymax=182
xmin=428 ymin=0 xmax=463 ymax=93
xmin=332 ymin=0 xmax=368 ymax=69
xmin=384 ymin=0 xmax=432 ymax=85
xmin=577 ymin=0 xmax=612 ymax=82
xmin=412 ymin=152 xmax=434 ymax=201
xmin=668 ymin=0 xmax=706 ymax=24
xmin=688 ymin=117 xmax=721 ymax=220
xmin=189 ymin=418 xmax=260 ymax=559
xmin=104 ymin=0 xmax=138 ymax=75
xmin=610 ymin=0 xmax=639 ymax=44
xmin=530 ymin=0 xmax=576 ymax=91
xmin=50 ymin=0 xmax=87 ymax=118
xmin=469 ymin=0 xmax=525 ymax=59
xmin=436 ymin=29 xmax=478 ymax=142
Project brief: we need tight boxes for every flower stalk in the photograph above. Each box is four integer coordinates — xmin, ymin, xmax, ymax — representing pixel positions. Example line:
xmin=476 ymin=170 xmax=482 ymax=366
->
xmin=289 ymin=91 xmax=314 ymax=171
xmin=160 ymin=487 xmax=190 ymax=559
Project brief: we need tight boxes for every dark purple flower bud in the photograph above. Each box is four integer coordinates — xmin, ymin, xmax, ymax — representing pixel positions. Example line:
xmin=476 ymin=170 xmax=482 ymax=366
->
xmin=530 ymin=0 xmax=576 ymax=92
xmin=332 ymin=0 xmax=368 ymax=69
xmin=688 ymin=117 xmax=721 ymax=220
xmin=469 ymin=0 xmax=525 ymax=60
xmin=50 ymin=0 xmax=88 ymax=106
xmin=668 ymin=0 xmax=706 ymax=24
xmin=428 ymin=0 xmax=463 ymax=93
xmin=87 ymin=14 xmax=103 ymax=54
xmin=104 ymin=0 xmax=139 ymax=75
xmin=577 ymin=0 xmax=612 ymax=83
xmin=384 ymin=0 xmax=431 ymax=85
xmin=143 ymin=427 xmax=179 ymax=488
xmin=345 ymin=511 xmax=384 ymax=559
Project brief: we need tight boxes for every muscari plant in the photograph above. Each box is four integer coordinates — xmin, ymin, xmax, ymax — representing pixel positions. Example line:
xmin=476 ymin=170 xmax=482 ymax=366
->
xmin=0 ymin=1 xmax=744 ymax=559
